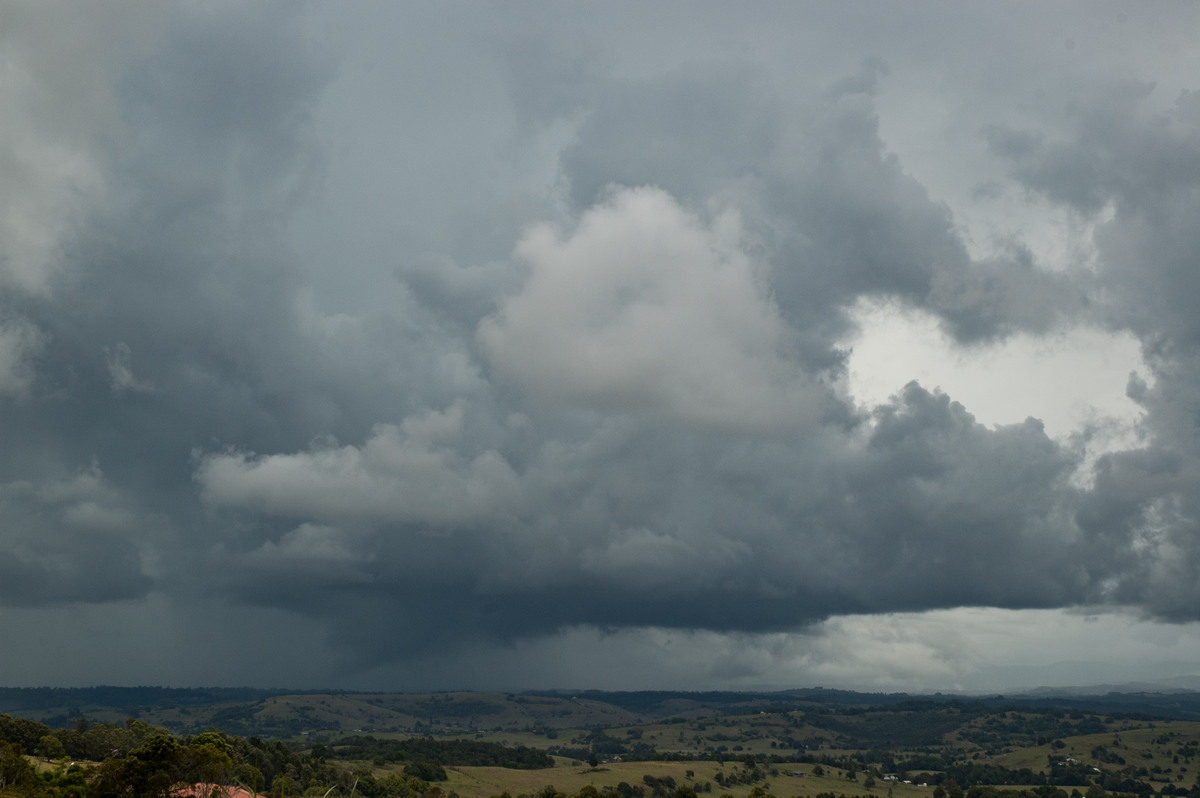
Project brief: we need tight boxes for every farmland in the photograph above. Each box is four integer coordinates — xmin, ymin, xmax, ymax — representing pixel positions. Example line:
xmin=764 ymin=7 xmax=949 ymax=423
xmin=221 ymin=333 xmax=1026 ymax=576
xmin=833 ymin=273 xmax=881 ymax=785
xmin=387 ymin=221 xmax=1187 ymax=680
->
xmin=6 ymin=687 xmax=1200 ymax=798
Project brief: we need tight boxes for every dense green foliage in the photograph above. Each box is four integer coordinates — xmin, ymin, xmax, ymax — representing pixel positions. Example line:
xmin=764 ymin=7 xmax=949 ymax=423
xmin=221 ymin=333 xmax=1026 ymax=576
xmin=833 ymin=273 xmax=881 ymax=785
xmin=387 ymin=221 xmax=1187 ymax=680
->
xmin=0 ymin=714 xmax=469 ymax=798
xmin=332 ymin=737 xmax=554 ymax=770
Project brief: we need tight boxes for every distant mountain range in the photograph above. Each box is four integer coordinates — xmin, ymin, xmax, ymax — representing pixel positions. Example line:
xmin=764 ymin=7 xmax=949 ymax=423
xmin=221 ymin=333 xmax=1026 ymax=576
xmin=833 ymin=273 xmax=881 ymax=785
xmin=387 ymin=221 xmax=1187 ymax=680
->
xmin=1008 ymin=674 xmax=1200 ymax=696
xmin=6 ymin=680 xmax=1200 ymax=737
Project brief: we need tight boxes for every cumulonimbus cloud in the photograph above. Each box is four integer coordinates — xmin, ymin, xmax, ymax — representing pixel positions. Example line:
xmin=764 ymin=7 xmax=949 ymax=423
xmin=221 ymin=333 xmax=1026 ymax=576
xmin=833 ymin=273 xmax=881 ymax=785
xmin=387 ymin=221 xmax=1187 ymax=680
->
xmin=478 ymin=185 xmax=834 ymax=430
xmin=5 ymin=1 xmax=1200 ymax=691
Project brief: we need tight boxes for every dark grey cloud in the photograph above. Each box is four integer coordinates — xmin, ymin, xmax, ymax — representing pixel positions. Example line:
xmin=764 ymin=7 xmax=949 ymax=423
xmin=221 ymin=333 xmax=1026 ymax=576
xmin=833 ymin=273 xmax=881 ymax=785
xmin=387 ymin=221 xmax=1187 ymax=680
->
xmin=2 ymin=1 xmax=1199 ymax=689
xmin=985 ymin=76 xmax=1200 ymax=630
xmin=561 ymin=60 xmax=779 ymax=211
xmin=193 ymin=382 xmax=1086 ymax=674
xmin=0 ymin=469 xmax=157 ymax=606
xmin=558 ymin=55 xmax=1088 ymax=367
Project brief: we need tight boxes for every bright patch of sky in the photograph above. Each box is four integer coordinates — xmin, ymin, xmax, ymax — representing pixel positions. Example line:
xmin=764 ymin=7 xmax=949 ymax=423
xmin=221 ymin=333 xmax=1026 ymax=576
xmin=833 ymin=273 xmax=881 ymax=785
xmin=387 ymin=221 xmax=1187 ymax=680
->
xmin=844 ymin=298 xmax=1148 ymax=440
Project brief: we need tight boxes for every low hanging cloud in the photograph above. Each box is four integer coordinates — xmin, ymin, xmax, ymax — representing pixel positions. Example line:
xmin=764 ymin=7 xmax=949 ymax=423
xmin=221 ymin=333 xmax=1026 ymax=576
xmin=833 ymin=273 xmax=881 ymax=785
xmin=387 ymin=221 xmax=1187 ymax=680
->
xmin=196 ymin=377 xmax=1091 ymax=663
xmin=197 ymin=402 xmax=522 ymax=528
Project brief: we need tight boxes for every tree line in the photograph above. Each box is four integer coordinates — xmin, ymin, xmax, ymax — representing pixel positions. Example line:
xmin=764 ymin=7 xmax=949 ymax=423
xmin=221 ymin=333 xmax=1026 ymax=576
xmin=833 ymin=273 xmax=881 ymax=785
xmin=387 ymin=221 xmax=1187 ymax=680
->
xmin=0 ymin=712 xmax=537 ymax=798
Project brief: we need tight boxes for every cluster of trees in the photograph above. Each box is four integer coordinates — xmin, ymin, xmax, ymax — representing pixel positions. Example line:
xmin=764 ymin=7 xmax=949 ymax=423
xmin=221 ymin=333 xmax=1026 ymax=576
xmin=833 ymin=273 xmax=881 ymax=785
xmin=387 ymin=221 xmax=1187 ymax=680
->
xmin=328 ymin=737 xmax=552 ymax=770
xmin=551 ymin=730 xmax=659 ymax=762
xmin=711 ymin=764 xmax=767 ymax=788
xmin=637 ymin=774 xmax=715 ymax=798
xmin=0 ymin=714 xmax=446 ymax=798
xmin=0 ymin=717 xmax=167 ymax=763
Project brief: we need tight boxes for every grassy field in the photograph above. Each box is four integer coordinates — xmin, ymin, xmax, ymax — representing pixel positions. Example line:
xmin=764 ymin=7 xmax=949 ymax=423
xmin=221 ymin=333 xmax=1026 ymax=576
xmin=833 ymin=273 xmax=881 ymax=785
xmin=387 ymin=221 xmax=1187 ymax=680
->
xmin=987 ymin=720 xmax=1200 ymax=786
xmin=432 ymin=760 xmax=934 ymax=798
xmin=418 ymin=714 xmax=1200 ymax=798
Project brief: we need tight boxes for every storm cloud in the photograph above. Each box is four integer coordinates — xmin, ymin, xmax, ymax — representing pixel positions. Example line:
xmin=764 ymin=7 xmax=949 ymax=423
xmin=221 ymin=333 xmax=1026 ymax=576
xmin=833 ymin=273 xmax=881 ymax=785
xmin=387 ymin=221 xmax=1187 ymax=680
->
xmin=2 ymin=0 xmax=1200 ymax=691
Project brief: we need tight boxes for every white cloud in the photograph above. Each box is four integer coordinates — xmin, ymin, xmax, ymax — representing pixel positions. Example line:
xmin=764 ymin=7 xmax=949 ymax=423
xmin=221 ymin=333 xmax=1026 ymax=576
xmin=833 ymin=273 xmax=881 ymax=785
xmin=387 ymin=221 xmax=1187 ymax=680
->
xmin=479 ymin=186 xmax=826 ymax=430
xmin=197 ymin=402 xmax=522 ymax=528
xmin=0 ymin=1 xmax=165 ymax=293
xmin=105 ymin=341 xmax=154 ymax=393
xmin=235 ymin=523 xmax=376 ymax=589
xmin=248 ymin=523 xmax=365 ymax=565
xmin=0 ymin=314 xmax=45 ymax=397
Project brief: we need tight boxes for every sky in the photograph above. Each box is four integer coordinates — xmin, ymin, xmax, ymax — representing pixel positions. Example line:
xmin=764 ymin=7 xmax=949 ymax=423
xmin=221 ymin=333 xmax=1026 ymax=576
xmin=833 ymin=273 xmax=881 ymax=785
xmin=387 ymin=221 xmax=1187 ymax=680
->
xmin=2 ymin=0 xmax=1200 ymax=695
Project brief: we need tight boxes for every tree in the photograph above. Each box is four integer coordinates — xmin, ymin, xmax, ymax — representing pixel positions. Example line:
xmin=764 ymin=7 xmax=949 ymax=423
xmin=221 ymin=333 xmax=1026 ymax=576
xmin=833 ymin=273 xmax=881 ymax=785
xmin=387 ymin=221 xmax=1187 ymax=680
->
xmin=0 ymin=742 xmax=36 ymax=792
xmin=44 ymin=761 xmax=90 ymax=798
xmin=403 ymin=760 xmax=446 ymax=782
xmin=91 ymin=734 xmax=187 ymax=798
xmin=39 ymin=734 xmax=67 ymax=761
xmin=185 ymin=730 xmax=236 ymax=788
xmin=272 ymin=774 xmax=302 ymax=798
